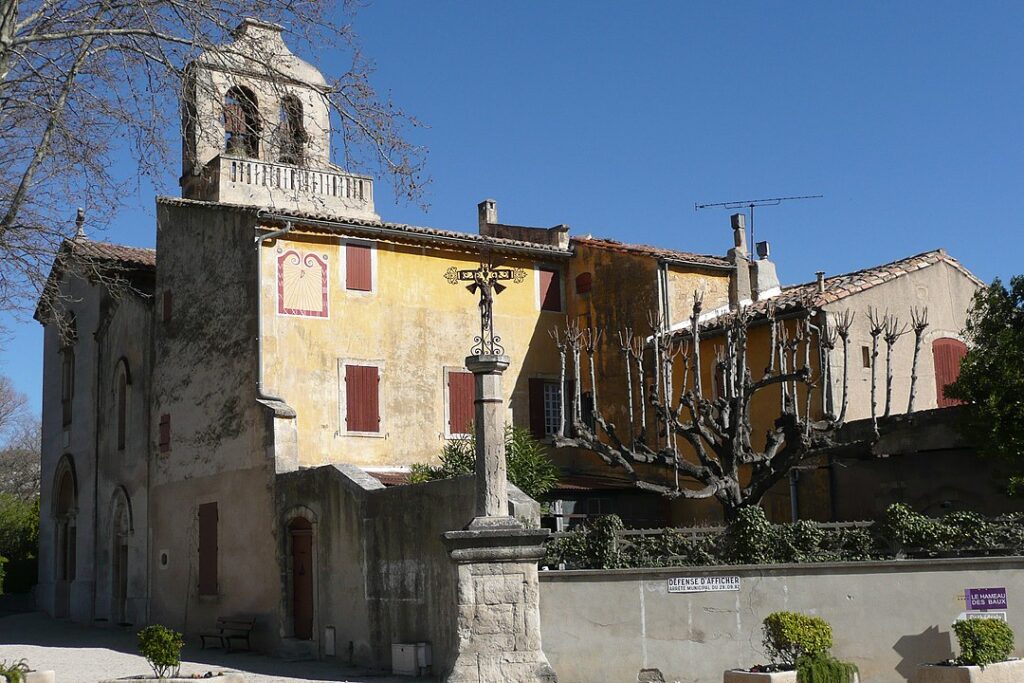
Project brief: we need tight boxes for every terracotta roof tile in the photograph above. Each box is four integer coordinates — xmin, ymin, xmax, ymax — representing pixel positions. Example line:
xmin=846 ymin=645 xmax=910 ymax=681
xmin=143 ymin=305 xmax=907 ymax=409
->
xmin=572 ymin=236 xmax=731 ymax=268
xmin=69 ymin=238 xmax=156 ymax=268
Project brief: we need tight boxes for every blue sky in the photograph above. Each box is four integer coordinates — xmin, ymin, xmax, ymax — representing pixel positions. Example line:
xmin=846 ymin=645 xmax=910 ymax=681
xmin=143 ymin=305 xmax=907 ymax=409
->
xmin=2 ymin=1 xmax=1022 ymax=413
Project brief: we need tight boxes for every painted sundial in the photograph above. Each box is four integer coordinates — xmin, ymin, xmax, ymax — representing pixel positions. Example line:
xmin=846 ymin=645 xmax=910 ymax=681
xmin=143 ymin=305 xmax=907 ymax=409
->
xmin=277 ymin=248 xmax=329 ymax=318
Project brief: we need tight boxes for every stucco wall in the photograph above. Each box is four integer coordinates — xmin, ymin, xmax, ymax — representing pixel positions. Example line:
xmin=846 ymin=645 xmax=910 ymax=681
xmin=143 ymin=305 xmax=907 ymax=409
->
xmin=150 ymin=200 xmax=282 ymax=645
xmin=824 ymin=260 xmax=979 ymax=421
xmin=277 ymin=466 xmax=477 ymax=672
xmin=260 ymin=231 xmax=566 ymax=468
xmin=540 ymin=558 xmax=1024 ymax=683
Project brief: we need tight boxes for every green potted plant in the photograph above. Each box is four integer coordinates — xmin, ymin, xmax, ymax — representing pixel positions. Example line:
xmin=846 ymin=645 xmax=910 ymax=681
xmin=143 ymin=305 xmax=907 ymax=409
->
xmin=725 ymin=612 xmax=858 ymax=682
xmin=916 ymin=618 xmax=1020 ymax=682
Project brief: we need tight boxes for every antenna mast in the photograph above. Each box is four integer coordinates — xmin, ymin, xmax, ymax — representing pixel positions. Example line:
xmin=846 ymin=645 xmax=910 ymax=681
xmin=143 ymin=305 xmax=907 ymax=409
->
xmin=695 ymin=194 xmax=822 ymax=252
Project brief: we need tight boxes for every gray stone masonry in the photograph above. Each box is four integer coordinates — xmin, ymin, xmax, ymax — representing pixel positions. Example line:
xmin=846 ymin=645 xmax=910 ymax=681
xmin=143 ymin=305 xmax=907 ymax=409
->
xmin=442 ymin=528 xmax=555 ymax=683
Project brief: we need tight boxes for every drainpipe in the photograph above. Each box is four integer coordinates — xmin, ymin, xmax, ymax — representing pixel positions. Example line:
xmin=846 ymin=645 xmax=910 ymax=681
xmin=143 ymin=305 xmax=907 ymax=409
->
xmin=789 ymin=469 xmax=800 ymax=522
xmin=254 ymin=218 xmax=293 ymax=403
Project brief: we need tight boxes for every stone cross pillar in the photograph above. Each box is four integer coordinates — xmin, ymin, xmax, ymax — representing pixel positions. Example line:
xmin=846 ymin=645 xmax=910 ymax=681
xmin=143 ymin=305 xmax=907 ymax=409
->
xmin=465 ymin=353 xmax=515 ymax=526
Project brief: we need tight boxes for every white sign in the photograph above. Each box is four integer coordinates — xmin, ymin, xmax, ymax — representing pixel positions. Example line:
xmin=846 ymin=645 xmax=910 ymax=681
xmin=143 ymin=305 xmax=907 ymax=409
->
xmin=668 ymin=576 xmax=741 ymax=593
xmin=957 ymin=611 xmax=1008 ymax=622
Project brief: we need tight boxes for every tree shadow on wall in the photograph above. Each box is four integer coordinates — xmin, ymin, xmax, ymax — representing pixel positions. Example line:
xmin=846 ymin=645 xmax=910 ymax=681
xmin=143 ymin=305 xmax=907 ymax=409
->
xmin=893 ymin=625 xmax=953 ymax=681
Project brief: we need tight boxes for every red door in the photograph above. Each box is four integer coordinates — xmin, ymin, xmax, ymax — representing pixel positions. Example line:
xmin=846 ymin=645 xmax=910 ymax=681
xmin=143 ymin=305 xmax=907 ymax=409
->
xmin=290 ymin=519 xmax=313 ymax=640
xmin=932 ymin=338 xmax=968 ymax=408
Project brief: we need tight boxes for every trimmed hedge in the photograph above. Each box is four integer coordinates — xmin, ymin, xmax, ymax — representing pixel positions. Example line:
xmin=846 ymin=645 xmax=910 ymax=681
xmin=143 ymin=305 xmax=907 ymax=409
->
xmin=763 ymin=612 xmax=833 ymax=667
xmin=544 ymin=504 xmax=1024 ymax=570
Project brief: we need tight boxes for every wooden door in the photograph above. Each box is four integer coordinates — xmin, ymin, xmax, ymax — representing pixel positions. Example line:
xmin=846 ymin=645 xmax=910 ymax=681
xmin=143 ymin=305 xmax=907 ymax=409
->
xmin=290 ymin=520 xmax=313 ymax=640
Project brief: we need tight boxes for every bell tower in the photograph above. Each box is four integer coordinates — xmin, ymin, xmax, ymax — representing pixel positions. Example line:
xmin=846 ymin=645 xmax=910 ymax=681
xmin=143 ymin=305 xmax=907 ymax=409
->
xmin=180 ymin=18 xmax=377 ymax=221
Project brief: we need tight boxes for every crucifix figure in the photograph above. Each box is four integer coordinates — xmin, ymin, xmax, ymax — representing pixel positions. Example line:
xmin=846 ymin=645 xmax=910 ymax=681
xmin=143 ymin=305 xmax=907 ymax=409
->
xmin=445 ymin=262 xmax=526 ymax=356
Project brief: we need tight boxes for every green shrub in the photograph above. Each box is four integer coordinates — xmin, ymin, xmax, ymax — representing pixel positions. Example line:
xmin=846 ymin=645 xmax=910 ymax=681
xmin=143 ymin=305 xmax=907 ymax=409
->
xmin=410 ymin=425 xmax=559 ymax=500
xmin=723 ymin=506 xmax=775 ymax=564
xmin=137 ymin=624 xmax=184 ymax=679
xmin=796 ymin=653 xmax=858 ymax=683
xmin=0 ymin=658 xmax=29 ymax=683
xmin=952 ymin=618 xmax=1014 ymax=666
xmin=762 ymin=612 xmax=833 ymax=668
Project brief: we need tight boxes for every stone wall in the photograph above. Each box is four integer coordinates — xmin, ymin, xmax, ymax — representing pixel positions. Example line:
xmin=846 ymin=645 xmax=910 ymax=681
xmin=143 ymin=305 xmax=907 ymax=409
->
xmin=277 ymin=465 xmax=541 ymax=674
xmin=539 ymin=557 xmax=1024 ymax=683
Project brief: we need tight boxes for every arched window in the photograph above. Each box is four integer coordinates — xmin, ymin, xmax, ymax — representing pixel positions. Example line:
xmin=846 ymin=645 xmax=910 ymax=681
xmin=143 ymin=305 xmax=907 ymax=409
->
xmin=278 ymin=95 xmax=307 ymax=165
xmin=114 ymin=360 xmax=131 ymax=451
xmin=54 ymin=457 xmax=78 ymax=583
xmin=223 ymin=86 xmax=260 ymax=158
xmin=932 ymin=337 xmax=968 ymax=408
xmin=60 ymin=314 xmax=77 ymax=427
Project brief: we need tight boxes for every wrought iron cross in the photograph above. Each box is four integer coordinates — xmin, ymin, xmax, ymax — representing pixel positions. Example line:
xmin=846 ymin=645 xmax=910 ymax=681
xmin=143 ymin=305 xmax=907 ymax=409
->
xmin=445 ymin=262 xmax=526 ymax=355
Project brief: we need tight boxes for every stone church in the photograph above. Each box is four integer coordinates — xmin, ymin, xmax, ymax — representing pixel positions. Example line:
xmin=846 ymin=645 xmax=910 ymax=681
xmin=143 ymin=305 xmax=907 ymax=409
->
xmin=35 ymin=17 xmax=984 ymax=676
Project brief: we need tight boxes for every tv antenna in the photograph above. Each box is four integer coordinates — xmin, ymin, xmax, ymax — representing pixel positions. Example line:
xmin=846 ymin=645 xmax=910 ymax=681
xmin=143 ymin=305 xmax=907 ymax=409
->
xmin=695 ymin=194 xmax=822 ymax=253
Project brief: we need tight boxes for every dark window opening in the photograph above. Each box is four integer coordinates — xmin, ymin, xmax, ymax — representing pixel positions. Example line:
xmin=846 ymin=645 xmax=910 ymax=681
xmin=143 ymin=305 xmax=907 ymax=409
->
xmin=224 ymin=86 xmax=260 ymax=158
xmin=278 ymin=95 xmax=308 ymax=165
xmin=116 ymin=369 xmax=128 ymax=451
xmin=861 ymin=346 xmax=871 ymax=368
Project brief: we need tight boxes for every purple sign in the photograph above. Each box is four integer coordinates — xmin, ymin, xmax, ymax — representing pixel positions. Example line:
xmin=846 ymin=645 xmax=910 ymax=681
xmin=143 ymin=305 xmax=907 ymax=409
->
xmin=965 ymin=587 xmax=1008 ymax=611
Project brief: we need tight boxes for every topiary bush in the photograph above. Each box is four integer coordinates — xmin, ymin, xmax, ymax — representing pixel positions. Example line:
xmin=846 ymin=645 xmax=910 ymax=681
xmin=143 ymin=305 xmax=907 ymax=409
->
xmin=952 ymin=618 xmax=1014 ymax=666
xmin=137 ymin=624 xmax=184 ymax=679
xmin=762 ymin=611 xmax=833 ymax=668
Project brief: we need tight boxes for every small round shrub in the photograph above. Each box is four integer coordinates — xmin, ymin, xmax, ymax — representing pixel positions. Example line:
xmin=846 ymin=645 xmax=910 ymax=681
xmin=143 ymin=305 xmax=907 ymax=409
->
xmin=137 ymin=624 xmax=184 ymax=679
xmin=796 ymin=652 xmax=858 ymax=683
xmin=762 ymin=611 xmax=833 ymax=668
xmin=952 ymin=618 xmax=1014 ymax=666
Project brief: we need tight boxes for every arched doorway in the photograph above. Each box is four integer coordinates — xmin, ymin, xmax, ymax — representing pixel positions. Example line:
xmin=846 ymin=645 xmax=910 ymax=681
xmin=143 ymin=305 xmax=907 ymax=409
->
xmin=53 ymin=458 xmax=77 ymax=618
xmin=110 ymin=489 xmax=132 ymax=625
xmin=288 ymin=517 xmax=314 ymax=640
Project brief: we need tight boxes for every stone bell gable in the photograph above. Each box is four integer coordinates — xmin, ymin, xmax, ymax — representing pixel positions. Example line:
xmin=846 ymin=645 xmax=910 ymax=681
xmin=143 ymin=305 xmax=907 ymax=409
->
xmin=180 ymin=18 xmax=377 ymax=221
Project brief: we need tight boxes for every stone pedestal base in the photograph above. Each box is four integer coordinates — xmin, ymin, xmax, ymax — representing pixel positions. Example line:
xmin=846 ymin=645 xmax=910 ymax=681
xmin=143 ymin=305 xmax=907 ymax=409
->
xmin=442 ymin=525 xmax=556 ymax=683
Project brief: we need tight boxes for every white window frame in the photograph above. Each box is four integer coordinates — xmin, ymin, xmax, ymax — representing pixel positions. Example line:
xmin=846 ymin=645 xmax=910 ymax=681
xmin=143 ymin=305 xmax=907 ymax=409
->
xmin=340 ymin=238 xmax=378 ymax=295
xmin=534 ymin=263 xmax=565 ymax=313
xmin=443 ymin=366 xmax=474 ymax=439
xmin=338 ymin=358 xmax=386 ymax=437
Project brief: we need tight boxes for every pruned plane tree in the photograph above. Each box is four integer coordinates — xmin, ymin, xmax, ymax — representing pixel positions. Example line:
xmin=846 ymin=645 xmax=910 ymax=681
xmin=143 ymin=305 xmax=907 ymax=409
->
xmin=550 ymin=293 xmax=930 ymax=520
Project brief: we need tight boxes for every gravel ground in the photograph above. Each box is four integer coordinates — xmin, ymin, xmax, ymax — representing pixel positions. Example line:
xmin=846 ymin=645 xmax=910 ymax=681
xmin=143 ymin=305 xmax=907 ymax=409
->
xmin=0 ymin=612 xmax=412 ymax=683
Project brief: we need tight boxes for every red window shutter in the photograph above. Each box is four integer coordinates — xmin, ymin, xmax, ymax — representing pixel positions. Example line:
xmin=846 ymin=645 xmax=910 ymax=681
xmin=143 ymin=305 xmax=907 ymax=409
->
xmin=346 ymin=365 xmax=380 ymax=432
xmin=346 ymin=244 xmax=372 ymax=291
xmin=539 ymin=268 xmax=561 ymax=312
xmin=159 ymin=414 xmax=170 ymax=453
xmin=529 ymin=378 xmax=547 ymax=439
xmin=448 ymin=371 xmax=475 ymax=434
xmin=932 ymin=338 xmax=968 ymax=408
xmin=575 ymin=272 xmax=592 ymax=294
xmin=197 ymin=502 xmax=218 ymax=596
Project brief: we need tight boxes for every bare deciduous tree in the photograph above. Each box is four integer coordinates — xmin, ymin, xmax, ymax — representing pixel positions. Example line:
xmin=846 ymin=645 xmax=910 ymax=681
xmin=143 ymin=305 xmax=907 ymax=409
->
xmin=0 ymin=374 xmax=39 ymax=499
xmin=0 ymin=0 xmax=428 ymax=319
xmin=551 ymin=296 xmax=930 ymax=521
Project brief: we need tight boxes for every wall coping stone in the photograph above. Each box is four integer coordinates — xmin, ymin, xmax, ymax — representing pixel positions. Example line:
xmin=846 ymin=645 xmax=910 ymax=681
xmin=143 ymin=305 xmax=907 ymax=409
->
xmin=539 ymin=555 xmax=1024 ymax=581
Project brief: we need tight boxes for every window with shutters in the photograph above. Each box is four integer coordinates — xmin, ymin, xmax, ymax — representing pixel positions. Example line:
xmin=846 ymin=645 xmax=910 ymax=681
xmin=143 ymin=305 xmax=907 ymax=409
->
xmin=344 ymin=241 xmax=374 ymax=292
xmin=529 ymin=378 xmax=567 ymax=439
xmin=537 ymin=267 xmax=563 ymax=312
xmin=446 ymin=369 xmax=474 ymax=437
xmin=932 ymin=337 xmax=968 ymax=409
xmin=197 ymin=502 xmax=218 ymax=596
xmin=341 ymin=361 xmax=383 ymax=435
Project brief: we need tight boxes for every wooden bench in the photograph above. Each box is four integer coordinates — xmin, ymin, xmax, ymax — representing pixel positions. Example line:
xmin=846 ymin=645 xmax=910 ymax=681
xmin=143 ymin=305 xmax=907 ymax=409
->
xmin=200 ymin=616 xmax=256 ymax=652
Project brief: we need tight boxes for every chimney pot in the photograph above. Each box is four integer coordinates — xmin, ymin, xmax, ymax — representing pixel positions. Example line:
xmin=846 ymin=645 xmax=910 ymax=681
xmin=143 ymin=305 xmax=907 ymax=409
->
xmin=756 ymin=241 xmax=770 ymax=260
xmin=816 ymin=271 xmax=826 ymax=293
xmin=730 ymin=213 xmax=747 ymax=253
